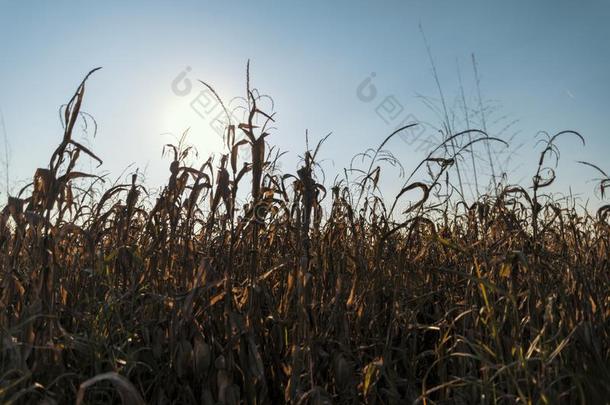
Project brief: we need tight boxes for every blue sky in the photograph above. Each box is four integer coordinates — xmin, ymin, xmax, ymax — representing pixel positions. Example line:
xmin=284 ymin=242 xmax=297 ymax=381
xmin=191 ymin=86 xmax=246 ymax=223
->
xmin=0 ymin=1 xmax=609 ymax=207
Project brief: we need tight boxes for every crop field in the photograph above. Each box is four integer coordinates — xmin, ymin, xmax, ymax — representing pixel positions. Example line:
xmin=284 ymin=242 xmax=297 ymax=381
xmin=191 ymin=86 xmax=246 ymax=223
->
xmin=0 ymin=69 xmax=609 ymax=404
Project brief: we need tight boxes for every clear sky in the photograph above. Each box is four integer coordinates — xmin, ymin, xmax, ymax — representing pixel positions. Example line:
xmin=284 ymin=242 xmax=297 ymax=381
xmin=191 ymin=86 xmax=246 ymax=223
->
xmin=0 ymin=1 xmax=609 ymax=207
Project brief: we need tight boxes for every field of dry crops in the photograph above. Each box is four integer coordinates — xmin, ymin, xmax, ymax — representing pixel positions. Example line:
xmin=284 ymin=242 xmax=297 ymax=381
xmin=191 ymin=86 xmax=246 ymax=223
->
xmin=1 ymin=69 xmax=609 ymax=404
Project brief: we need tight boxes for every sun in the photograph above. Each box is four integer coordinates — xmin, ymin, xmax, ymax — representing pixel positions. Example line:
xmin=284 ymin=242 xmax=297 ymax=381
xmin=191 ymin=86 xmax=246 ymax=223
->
xmin=161 ymin=96 xmax=226 ymax=156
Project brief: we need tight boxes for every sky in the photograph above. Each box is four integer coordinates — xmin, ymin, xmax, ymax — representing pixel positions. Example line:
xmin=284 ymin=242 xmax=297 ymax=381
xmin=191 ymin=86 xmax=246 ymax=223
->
xmin=0 ymin=0 xmax=609 ymax=208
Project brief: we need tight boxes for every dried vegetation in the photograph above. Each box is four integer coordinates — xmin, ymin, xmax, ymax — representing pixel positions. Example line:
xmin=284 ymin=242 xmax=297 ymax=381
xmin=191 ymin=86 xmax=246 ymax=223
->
xmin=1 ymin=68 xmax=609 ymax=404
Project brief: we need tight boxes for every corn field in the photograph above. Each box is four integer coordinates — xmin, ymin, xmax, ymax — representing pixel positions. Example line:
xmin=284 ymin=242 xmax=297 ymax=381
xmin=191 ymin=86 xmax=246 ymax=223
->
xmin=1 ymin=69 xmax=609 ymax=404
